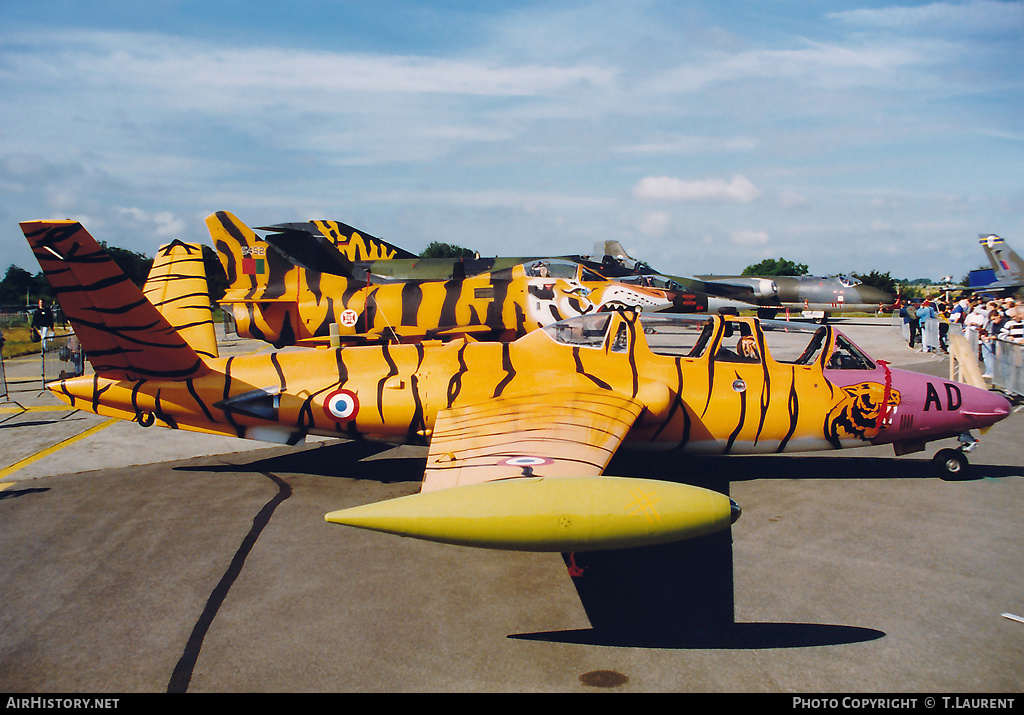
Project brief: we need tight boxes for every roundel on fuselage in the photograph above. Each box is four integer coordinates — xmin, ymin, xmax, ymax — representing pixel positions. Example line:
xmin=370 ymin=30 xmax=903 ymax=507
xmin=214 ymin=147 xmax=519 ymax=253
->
xmin=324 ymin=389 xmax=359 ymax=422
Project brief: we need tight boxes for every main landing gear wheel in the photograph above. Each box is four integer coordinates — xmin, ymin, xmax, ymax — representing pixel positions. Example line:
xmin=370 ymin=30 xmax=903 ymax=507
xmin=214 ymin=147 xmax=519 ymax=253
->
xmin=932 ymin=448 xmax=969 ymax=479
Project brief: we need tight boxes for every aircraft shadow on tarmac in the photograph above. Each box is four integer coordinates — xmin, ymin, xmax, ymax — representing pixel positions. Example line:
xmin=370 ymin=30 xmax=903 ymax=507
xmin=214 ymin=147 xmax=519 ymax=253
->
xmin=177 ymin=441 xmax=1018 ymax=651
xmin=510 ymin=622 xmax=886 ymax=650
xmin=182 ymin=437 xmax=1022 ymax=484
xmin=0 ymin=418 xmax=70 ymax=430
xmin=182 ymin=439 xmax=425 ymax=483
xmin=0 ymin=486 xmax=50 ymax=500
xmin=640 ymin=452 xmax=1023 ymax=483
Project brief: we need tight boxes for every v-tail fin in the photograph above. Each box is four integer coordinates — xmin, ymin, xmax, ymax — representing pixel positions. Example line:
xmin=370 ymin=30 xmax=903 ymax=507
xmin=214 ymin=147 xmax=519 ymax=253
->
xmin=143 ymin=239 xmax=219 ymax=360
xmin=20 ymin=220 xmax=211 ymax=382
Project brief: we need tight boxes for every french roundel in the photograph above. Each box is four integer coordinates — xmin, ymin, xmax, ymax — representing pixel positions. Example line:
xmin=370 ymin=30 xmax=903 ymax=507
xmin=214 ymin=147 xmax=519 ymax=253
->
xmin=500 ymin=456 xmax=553 ymax=467
xmin=323 ymin=389 xmax=359 ymax=422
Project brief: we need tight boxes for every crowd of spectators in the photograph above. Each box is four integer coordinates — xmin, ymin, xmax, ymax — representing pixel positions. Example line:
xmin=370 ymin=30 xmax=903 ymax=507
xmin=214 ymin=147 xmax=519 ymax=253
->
xmin=940 ymin=294 xmax=1023 ymax=379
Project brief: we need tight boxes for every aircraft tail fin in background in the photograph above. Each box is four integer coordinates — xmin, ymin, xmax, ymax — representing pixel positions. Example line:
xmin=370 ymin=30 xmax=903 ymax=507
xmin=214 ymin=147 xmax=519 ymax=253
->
xmin=207 ymin=211 xmax=296 ymax=304
xmin=142 ymin=239 xmax=219 ymax=360
xmin=595 ymin=240 xmax=636 ymax=263
xmin=20 ymin=221 xmax=211 ymax=382
xmin=260 ymin=225 xmax=356 ymax=278
xmin=259 ymin=220 xmax=418 ymax=262
xmin=979 ymin=234 xmax=1024 ymax=284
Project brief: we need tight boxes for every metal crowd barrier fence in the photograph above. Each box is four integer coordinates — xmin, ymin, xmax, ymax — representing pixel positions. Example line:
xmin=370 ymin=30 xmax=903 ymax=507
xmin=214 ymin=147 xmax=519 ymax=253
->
xmin=41 ymin=332 xmax=85 ymax=385
xmin=889 ymin=313 xmax=942 ymax=352
xmin=943 ymin=324 xmax=1024 ymax=397
xmin=992 ymin=335 xmax=1024 ymax=396
xmin=1 ymin=348 xmax=8 ymax=402
xmin=889 ymin=315 xmax=1024 ymax=396
xmin=223 ymin=308 xmax=237 ymax=337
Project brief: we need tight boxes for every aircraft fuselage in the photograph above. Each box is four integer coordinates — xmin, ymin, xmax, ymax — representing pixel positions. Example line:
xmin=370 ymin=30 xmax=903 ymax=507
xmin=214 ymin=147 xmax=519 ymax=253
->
xmin=50 ymin=313 xmax=1008 ymax=460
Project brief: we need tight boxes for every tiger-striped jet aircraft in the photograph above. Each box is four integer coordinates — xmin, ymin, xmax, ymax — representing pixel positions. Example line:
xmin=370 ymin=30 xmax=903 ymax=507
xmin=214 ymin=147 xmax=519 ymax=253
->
xmin=208 ymin=211 xmax=676 ymax=348
xmin=255 ymin=218 xmax=761 ymax=314
xmin=22 ymin=219 xmax=1010 ymax=560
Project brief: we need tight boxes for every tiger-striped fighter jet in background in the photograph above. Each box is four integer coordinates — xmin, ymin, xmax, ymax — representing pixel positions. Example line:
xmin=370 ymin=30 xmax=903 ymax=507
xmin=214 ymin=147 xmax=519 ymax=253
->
xmin=256 ymin=218 xmax=763 ymax=315
xmin=21 ymin=219 xmax=1010 ymax=562
xmin=208 ymin=211 xmax=676 ymax=348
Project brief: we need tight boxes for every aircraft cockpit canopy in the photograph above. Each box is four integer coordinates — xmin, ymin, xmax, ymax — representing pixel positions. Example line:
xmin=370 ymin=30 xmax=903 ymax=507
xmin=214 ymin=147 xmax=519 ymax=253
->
xmin=837 ymin=275 xmax=863 ymax=288
xmin=825 ymin=334 xmax=875 ymax=370
xmin=543 ymin=312 xmax=612 ymax=348
xmin=526 ymin=259 xmax=606 ymax=283
xmin=615 ymin=273 xmax=683 ymax=291
xmin=541 ymin=313 xmax=878 ymax=371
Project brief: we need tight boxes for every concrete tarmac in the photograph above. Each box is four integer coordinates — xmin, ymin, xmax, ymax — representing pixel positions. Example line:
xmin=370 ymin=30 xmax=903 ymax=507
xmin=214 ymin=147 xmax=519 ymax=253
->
xmin=1 ymin=320 xmax=1022 ymax=693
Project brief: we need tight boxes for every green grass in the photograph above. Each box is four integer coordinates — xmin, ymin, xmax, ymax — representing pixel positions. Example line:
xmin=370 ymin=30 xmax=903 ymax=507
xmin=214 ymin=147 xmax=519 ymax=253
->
xmin=1 ymin=326 xmax=42 ymax=359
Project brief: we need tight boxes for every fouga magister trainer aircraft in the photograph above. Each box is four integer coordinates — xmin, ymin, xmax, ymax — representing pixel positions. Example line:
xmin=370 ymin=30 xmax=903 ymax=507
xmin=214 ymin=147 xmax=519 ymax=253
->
xmin=208 ymin=211 xmax=675 ymax=347
xmin=21 ymin=219 xmax=1011 ymax=558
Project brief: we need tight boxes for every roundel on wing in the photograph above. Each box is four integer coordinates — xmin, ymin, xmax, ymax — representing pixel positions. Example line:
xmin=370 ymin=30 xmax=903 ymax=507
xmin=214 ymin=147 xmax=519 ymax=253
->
xmin=323 ymin=389 xmax=359 ymax=422
xmin=500 ymin=456 xmax=554 ymax=467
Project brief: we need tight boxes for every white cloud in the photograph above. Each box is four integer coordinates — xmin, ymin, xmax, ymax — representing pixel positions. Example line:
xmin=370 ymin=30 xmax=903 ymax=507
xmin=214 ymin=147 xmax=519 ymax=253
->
xmin=731 ymin=230 xmax=770 ymax=246
xmin=828 ymin=1 xmax=1024 ymax=35
xmin=0 ymin=29 xmax=617 ymax=101
xmin=117 ymin=207 xmax=186 ymax=239
xmin=633 ymin=174 xmax=762 ymax=203
xmin=644 ymin=40 xmax=927 ymax=95
xmin=375 ymin=189 xmax=611 ymax=211
xmin=0 ymin=5 xmax=1020 ymax=282
xmin=779 ymin=191 xmax=809 ymax=209
xmin=618 ymin=134 xmax=758 ymax=155
xmin=639 ymin=211 xmax=670 ymax=236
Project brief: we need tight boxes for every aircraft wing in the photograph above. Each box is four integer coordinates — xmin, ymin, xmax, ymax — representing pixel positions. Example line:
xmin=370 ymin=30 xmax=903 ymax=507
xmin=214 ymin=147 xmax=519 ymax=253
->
xmin=421 ymin=389 xmax=645 ymax=492
xmin=325 ymin=388 xmax=738 ymax=552
xmin=671 ymin=275 xmax=757 ymax=300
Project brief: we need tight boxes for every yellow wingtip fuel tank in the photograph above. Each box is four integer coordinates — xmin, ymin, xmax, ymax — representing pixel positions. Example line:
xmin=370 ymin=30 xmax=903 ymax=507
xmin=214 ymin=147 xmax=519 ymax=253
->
xmin=325 ymin=476 xmax=740 ymax=552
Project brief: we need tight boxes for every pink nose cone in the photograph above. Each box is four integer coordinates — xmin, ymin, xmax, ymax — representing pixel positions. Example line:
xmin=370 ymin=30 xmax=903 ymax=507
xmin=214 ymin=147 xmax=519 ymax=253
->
xmin=958 ymin=384 xmax=1011 ymax=429
xmin=881 ymin=369 xmax=1012 ymax=442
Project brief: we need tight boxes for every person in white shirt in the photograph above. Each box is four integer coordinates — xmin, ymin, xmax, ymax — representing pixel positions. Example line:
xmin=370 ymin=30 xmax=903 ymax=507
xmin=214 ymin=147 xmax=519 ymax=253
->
xmin=1000 ymin=315 xmax=1024 ymax=343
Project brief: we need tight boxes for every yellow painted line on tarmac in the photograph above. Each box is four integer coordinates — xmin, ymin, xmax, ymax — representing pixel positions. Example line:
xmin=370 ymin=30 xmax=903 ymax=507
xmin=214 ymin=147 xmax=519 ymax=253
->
xmin=0 ymin=417 xmax=119 ymax=482
xmin=1 ymin=405 xmax=76 ymax=414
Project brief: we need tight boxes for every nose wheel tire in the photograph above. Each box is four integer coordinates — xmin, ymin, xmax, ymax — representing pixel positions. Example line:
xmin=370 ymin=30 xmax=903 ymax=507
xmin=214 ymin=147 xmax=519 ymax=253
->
xmin=932 ymin=448 xmax=969 ymax=478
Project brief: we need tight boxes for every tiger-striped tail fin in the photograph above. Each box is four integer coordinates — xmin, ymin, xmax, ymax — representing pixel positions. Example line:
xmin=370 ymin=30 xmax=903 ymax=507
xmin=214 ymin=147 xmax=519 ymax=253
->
xmin=20 ymin=220 xmax=210 ymax=382
xmin=260 ymin=219 xmax=418 ymax=261
xmin=143 ymin=239 xmax=219 ymax=360
xmin=206 ymin=211 xmax=295 ymax=303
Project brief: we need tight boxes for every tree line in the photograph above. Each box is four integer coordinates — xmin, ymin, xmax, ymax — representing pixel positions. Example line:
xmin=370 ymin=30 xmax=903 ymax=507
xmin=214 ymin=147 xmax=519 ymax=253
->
xmin=0 ymin=243 xmax=229 ymax=308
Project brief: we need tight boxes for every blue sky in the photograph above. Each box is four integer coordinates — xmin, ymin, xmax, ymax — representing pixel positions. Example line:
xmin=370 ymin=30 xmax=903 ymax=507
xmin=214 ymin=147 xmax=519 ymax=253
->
xmin=1 ymin=0 xmax=1021 ymax=282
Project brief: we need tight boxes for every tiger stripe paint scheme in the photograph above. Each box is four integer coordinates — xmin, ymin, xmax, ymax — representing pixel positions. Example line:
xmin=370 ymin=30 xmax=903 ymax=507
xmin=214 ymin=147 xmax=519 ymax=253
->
xmin=274 ymin=219 xmax=417 ymax=261
xmin=21 ymin=221 xmax=210 ymax=383
xmin=142 ymin=239 xmax=218 ymax=361
xmin=208 ymin=211 xmax=675 ymax=347
xmin=24 ymin=218 xmax=1009 ymax=465
xmin=20 ymin=218 xmax=1013 ymax=554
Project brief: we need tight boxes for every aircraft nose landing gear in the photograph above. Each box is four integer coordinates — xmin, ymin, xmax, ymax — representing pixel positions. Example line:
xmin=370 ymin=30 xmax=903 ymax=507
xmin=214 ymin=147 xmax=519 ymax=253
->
xmin=931 ymin=432 xmax=978 ymax=479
